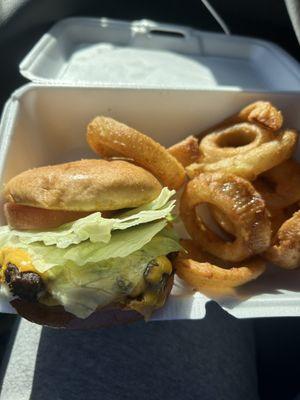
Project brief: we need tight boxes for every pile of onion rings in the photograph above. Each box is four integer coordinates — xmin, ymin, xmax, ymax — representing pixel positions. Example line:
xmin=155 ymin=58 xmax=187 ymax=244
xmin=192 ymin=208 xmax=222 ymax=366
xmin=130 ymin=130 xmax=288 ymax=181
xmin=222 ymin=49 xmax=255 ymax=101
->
xmin=172 ymin=100 xmax=300 ymax=293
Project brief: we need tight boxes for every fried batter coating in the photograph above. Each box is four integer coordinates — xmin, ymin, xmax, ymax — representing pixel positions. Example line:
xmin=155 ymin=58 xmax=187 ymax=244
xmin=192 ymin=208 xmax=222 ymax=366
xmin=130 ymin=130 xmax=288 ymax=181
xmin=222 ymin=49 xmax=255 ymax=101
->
xmin=265 ymin=211 xmax=300 ymax=269
xmin=254 ymin=160 xmax=300 ymax=209
xmin=168 ymin=135 xmax=200 ymax=167
xmin=199 ymin=123 xmax=274 ymax=163
xmin=187 ymin=130 xmax=297 ymax=181
xmin=198 ymin=101 xmax=283 ymax=137
xmin=87 ymin=116 xmax=186 ymax=190
xmin=175 ymin=240 xmax=266 ymax=291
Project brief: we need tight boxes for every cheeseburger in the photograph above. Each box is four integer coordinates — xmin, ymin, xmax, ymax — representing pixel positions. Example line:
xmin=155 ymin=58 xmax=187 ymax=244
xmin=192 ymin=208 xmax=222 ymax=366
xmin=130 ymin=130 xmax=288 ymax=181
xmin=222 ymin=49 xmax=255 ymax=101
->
xmin=0 ymin=159 xmax=180 ymax=328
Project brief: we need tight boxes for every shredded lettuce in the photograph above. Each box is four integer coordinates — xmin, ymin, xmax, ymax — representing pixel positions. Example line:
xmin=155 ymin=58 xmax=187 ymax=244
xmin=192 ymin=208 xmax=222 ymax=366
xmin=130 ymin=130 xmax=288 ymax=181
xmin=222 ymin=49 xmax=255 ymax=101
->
xmin=0 ymin=188 xmax=175 ymax=249
xmin=26 ymin=219 xmax=167 ymax=272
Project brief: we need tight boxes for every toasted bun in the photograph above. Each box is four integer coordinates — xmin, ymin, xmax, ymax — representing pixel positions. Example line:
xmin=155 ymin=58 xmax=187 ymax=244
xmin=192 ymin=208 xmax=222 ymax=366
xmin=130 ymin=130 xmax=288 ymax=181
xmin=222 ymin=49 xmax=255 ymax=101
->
xmin=10 ymin=275 xmax=174 ymax=329
xmin=10 ymin=299 xmax=143 ymax=329
xmin=4 ymin=159 xmax=162 ymax=212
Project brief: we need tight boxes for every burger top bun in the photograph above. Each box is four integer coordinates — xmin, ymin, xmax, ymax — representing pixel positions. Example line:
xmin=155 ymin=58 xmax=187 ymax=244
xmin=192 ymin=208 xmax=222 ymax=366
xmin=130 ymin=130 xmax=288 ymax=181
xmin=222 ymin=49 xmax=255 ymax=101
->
xmin=4 ymin=159 xmax=162 ymax=212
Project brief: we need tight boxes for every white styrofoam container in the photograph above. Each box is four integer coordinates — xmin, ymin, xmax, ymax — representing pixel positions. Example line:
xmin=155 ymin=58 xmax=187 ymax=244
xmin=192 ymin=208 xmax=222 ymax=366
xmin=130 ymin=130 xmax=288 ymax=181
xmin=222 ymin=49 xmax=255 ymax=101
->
xmin=1 ymin=17 xmax=300 ymax=320
xmin=1 ymin=86 xmax=300 ymax=320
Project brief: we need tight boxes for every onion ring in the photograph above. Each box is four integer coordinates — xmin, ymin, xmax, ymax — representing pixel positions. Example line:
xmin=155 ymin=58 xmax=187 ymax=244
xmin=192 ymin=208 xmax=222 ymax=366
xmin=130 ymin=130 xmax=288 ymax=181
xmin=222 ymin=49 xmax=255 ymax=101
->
xmin=175 ymin=239 xmax=266 ymax=291
xmin=238 ymin=101 xmax=283 ymax=131
xmin=199 ymin=123 xmax=274 ymax=163
xmin=187 ymin=130 xmax=297 ymax=181
xmin=198 ymin=101 xmax=283 ymax=138
xmin=87 ymin=117 xmax=186 ymax=190
xmin=264 ymin=210 xmax=300 ymax=269
xmin=253 ymin=160 xmax=300 ymax=209
xmin=180 ymin=173 xmax=271 ymax=262
xmin=168 ymin=135 xmax=200 ymax=167
xmin=265 ymin=204 xmax=298 ymax=239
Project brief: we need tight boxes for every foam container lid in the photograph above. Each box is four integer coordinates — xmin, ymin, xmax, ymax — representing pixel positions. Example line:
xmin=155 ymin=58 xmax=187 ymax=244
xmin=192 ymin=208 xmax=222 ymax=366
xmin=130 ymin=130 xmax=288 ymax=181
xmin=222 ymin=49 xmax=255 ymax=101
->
xmin=19 ymin=17 xmax=300 ymax=90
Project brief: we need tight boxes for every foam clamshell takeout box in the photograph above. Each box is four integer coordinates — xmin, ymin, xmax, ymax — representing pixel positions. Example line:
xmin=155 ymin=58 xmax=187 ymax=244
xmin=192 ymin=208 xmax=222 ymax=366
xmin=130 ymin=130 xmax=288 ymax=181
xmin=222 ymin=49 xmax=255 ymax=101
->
xmin=1 ymin=17 xmax=300 ymax=320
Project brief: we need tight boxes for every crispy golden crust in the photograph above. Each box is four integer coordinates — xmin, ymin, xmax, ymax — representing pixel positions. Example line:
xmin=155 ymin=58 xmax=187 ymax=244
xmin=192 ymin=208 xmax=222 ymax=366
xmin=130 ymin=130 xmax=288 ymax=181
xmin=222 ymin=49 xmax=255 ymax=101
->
xmin=4 ymin=159 xmax=162 ymax=212
xmin=264 ymin=211 xmax=300 ymax=269
xmin=253 ymin=160 xmax=300 ymax=209
xmin=187 ymin=130 xmax=297 ymax=181
xmin=197 ymin=101 xmax=283 ymax=138
xmin=180 ymin=173 xmax=271 ymax=262
xmin=199 ymin=123 xmax=274 ymax=163
xmin=10 ymin=274 xmax=174 ymax=329
xmin=175 ymin=240 xmax=266 ymax=291
xmin=87 ymin=116 xmax=186 ymax=190
xmin=168 ymin=136 xmax=200 ymax=167
xmin=239 ymin=101 xmax=283 ymax=131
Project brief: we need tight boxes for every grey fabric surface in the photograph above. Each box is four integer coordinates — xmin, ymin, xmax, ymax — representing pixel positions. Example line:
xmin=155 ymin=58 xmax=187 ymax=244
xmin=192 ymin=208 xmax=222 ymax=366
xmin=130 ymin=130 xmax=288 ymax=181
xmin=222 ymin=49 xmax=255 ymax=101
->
xmin=285 ymin=0 xmax=300 ymax=44
xmin=0 ymin=304 xmax=259 ymax=400
xmin=0 ymin=0 xmax=29 ymax=24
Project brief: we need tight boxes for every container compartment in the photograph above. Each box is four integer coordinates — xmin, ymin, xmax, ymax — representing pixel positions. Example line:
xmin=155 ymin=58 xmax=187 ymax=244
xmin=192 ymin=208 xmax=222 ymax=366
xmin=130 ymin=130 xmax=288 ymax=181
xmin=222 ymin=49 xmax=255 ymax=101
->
xmin=1 ymin=85 xmax=300 ymax=319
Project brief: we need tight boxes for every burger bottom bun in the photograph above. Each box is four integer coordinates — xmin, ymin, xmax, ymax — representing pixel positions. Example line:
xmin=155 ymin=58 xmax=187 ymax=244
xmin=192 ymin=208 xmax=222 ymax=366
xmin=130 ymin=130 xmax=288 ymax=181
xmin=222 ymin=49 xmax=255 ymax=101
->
xmin=10 ymin=299 xmax=142 ymax=329
xmin=10 ymin=275 xmax=174 ymax=329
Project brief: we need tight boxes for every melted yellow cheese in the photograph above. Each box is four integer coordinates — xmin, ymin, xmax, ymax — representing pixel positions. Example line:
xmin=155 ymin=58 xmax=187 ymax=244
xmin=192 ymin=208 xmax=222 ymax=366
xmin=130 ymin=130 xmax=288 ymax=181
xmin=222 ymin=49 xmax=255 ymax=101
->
xmin=0 ymin=247 xmax=37 ymax=283
xmin=127 ymin=256 xmax=173 ymax=317
xmin=145 ymin=256 xmax=172 ymax=284
xmin=0 ymin=249 xmax=173 ymax=319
